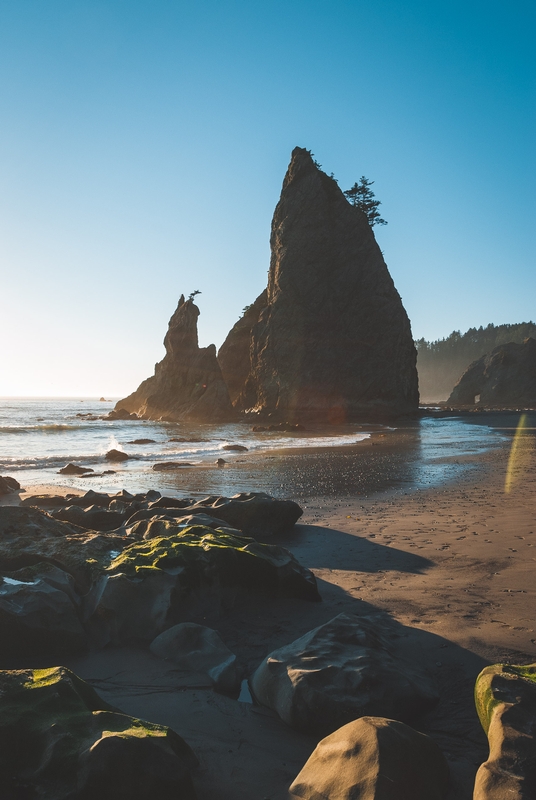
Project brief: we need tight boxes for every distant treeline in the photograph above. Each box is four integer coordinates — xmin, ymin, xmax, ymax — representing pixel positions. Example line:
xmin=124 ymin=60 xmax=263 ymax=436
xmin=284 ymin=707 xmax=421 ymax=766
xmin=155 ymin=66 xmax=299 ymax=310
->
xmin=416 ymin=321 xmax=536 ymax=402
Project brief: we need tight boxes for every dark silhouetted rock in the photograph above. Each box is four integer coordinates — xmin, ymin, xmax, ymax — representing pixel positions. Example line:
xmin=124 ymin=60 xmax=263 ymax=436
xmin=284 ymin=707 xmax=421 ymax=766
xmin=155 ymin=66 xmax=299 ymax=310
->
xmin=149 ymin=496 xmax=192 ymax=509
xmin=0 ymin=666 xmax=198 ymax=800
xmin=221 ymin=148 xmax=418 ymax=421
xmin=218 ymin=290 xmax=268 ymax=404
xmin=474 ymin=663 xmax=536 ymax=799
xmin=150 ymin=622 xmax=240 ymax=693
xmin=152 ymin=462 xmax=194 ymax=471
xmin=52 ymin=505 xmax=127 ymax=532
xmin=106 ymin=449 xmax=130 ymax=462
xmin=115 ymin=296 xmax=236 ymax=422
xmin=250 ymin=613 xmax=438 ymax=735
xmin=127 ymin=438 xmax=156 ymax=444
xmin=20 ymin=494 xmax=70 ymax=507
xmin=448 ymin=337 xmax=536 ymax=406
xmin=222 ymin=444 xmax=248 ymax=451
xmin=216 ymin=458 xmax=226 ymax=466
xmin=289 ymin=716 xmax=449 ymax=800
xmin=125 ymin=492 xmax=303 ymax=537
xmin=59 ymin=463 xmax=94 ymax=475
xmin=104 ymin=408 xmax=140 ymax=420
xmin=0 ymin=475 xmax=20 ymax=494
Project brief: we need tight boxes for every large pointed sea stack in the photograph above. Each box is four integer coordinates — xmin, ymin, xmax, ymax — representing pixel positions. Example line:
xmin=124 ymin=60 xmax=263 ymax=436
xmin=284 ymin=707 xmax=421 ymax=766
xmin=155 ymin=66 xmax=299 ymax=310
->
xmin=115 ymin=296 xmax=235 ymax=422
xmin=219 ymin=147 xmax=418 ymax=421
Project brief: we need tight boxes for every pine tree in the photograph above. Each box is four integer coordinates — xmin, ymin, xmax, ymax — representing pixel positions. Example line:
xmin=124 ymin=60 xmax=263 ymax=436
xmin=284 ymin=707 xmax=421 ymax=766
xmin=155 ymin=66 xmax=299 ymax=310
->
xmin=344 ymin=176 xmax=387 ymax=227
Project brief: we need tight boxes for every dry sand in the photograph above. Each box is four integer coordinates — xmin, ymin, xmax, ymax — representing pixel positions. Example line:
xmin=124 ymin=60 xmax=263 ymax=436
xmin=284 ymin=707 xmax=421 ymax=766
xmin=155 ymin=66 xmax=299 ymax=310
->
xmin=4 ymin=418 xmax=535 ymax=798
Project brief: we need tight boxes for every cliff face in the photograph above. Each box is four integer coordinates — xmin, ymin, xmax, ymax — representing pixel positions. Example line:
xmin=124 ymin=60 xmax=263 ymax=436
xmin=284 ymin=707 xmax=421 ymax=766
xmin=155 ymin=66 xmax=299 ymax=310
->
xmin=223 ymin=147 xmax=418 ymax=420
xmin=448 ymin=338 xmax=536 ymax=406
xmin=218 ymin=290 xmax=267 ymax=404
xmin=116 ymin=296 xmax=235 ymax=422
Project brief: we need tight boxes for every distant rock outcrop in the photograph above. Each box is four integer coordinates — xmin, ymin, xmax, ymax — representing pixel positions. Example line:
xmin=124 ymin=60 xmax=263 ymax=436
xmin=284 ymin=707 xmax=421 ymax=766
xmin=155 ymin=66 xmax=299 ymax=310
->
xmin=448 ymin=338 xmax=536 ymax=406
xmin=115 ymin=296 xmax=235 ymax=422
xmin=219 ymin=147 xmax=418 ymax=420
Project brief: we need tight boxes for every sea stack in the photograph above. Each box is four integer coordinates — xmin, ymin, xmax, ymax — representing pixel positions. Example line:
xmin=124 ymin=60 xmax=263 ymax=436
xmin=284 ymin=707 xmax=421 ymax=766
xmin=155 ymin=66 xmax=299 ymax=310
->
xmin=115 ymin=296 xmax=235 ymax=422
xmin=448 ymin=337 xmax=536 ymax=406
xmin=219 ymin=147 xmax=419 ymax=421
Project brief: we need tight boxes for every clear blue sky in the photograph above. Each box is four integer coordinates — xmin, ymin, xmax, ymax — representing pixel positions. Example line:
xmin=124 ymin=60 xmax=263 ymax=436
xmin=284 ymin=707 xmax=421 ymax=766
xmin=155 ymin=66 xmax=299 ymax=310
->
xmin=1 ymin=0 xmax=534 ymax=395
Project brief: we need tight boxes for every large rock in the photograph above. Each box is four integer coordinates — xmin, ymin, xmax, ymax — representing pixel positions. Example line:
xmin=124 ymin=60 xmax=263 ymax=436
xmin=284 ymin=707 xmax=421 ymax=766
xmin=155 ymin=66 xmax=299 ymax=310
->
xmin=223 ymin=147 xmax=418 ymax=420
xmin=0 ymin=476 xmax=20 ymax=495
xmin=95 ymin=525 xmax=320 ymax=644
xmin=474 ymin=662 xmax=536 ymax=799
xmin=126 ymin=491 xmax=303 ymax=537
xmin=448 ymin=337 xmax=536 ymax=406
xmin=289 ymin=716 xmax=449 ymax=800
xmin=218 ymin=290 xmax=267 ymax=404
xmin=150 ymin=622 xmax=240 ymax=693
xmin=0 ymin=506 xmax=130 ymax=593
xmin=52 ymin=504 xmax=127 ymax=531
xmin=0 ymin=564 xmax=87 ymax=658
xmin=114 ymin=295 xmax=235 ymax=422
xmin=250 ymin=613 xmax=438 ymax=735
xmin=0 ymin=666 xmax=198 ymax=800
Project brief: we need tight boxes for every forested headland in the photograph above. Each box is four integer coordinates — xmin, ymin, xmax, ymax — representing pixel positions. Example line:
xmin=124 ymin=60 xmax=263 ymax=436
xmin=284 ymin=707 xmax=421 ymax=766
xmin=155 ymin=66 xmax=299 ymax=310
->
xmin=416 ymin=321 xmax=536 ymax=402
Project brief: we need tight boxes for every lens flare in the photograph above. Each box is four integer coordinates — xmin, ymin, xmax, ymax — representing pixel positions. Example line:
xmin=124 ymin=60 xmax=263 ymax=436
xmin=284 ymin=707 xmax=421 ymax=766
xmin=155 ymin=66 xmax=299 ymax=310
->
xmin=505 ymin=414 xmax=534 ymax=493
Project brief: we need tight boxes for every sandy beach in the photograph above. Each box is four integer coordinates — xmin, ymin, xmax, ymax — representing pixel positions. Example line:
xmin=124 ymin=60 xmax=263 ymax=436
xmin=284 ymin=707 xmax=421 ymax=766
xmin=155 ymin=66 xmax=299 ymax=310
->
xmin=2 ymin=414 xmax=535 ymax=799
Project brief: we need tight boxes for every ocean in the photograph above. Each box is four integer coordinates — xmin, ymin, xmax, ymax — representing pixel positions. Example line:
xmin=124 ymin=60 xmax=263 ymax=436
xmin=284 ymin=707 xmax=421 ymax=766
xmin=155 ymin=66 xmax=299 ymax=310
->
xmin=0 ymin=398 xmax=512 ymax=500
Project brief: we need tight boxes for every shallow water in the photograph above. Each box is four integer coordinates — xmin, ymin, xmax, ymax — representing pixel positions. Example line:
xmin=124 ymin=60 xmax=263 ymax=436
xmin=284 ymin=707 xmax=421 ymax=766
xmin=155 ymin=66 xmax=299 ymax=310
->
xmin=0 ymin=399 xmax=516 ymax=500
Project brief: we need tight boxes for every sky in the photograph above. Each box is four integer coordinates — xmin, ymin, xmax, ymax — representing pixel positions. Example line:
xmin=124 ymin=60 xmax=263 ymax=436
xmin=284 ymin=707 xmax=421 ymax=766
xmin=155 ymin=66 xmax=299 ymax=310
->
xmin=0 ymin=0 xmax=534 ymax=396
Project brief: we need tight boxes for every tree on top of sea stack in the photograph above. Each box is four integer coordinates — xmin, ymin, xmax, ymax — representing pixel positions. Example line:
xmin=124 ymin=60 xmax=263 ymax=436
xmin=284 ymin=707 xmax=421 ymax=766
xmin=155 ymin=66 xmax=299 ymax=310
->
xmin=115 ymin=295 xmax=236 ymax=422
xmin=218 ymin=147 xmax=418 ymax=421
xmin=344 ymin=176 xmax=387 ymax=227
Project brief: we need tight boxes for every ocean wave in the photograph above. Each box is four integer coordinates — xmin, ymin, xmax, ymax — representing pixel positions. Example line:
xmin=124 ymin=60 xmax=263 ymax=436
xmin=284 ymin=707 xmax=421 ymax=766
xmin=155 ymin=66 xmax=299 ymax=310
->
xmin=0 ymin=424 xmax=79 ymax=433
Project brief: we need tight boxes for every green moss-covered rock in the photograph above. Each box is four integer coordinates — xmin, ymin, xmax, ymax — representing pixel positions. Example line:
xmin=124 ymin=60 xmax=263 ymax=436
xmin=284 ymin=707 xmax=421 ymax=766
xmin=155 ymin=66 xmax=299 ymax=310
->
xmin=106 ymin=524 xmax=320 ymax=601
xmin=474 ymin=663 xmax=536 ymax=799
xmin=0 ymin=666 xmax=198 ymax=800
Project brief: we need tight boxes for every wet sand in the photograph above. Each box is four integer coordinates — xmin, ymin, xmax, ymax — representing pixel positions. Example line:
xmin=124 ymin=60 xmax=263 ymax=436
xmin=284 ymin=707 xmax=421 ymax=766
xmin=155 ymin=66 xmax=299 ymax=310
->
xmin=4 ymin=414 xmax=536 ymax=798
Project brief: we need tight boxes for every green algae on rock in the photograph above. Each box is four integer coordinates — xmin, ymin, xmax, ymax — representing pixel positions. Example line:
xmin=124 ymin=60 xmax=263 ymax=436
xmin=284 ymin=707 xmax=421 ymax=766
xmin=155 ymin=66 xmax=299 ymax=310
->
xmin=474 ymin=663 xmax=536 ymax=800
xmin=0 ymin=666 xmax=198 ymax=800
xmin=106 ymin=524 xmax=320 ymax=601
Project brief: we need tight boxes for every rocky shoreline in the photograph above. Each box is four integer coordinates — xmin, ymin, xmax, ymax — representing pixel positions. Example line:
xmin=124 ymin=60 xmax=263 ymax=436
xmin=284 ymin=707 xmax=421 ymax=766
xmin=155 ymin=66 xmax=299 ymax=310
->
xmin=1 ymin=422 xmax=535 ymax=798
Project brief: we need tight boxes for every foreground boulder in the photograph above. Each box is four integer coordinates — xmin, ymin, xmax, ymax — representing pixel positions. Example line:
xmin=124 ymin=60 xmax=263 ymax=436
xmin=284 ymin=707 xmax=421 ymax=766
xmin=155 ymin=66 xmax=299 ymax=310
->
xmin=95 ymin=525 xmax=320 ymax=644
xmin=0 ymin=506 xmax=130 ymax=594
xmin=150 ymin=622 xmax=240 ymax=693
xmin=127 ymin=492 xmax=303 ymax=537
xmin=0 ymin=666 xmax=198 ymax=800
xmin=114 ymin=295 xmax=235 ymax=422
xmin=474 ymin=662 xmax=536 ymax=799
xmin=289 ymin=716 xmax=449 ymax=800
xmin=250 ymin=613 xmax=438 ymax=735
xmin=448 ymin=337 xmax=536 ymax=406
xmin=221 ymin=147 xmax=418 ymax=420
